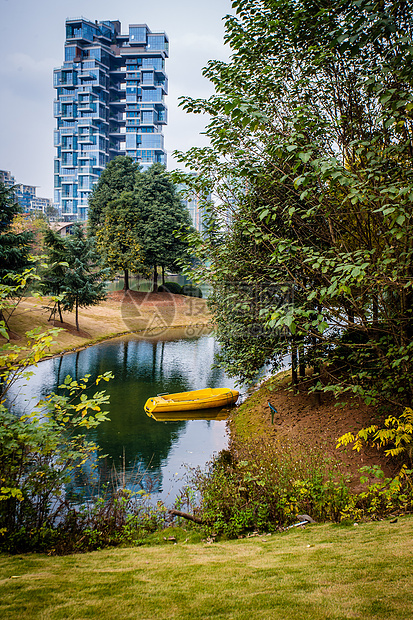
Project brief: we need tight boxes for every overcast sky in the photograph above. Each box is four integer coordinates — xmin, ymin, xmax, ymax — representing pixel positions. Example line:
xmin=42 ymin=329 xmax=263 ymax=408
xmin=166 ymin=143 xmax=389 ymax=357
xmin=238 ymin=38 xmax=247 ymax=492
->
xmin=0 ymin=0 xmax=233 ymax=199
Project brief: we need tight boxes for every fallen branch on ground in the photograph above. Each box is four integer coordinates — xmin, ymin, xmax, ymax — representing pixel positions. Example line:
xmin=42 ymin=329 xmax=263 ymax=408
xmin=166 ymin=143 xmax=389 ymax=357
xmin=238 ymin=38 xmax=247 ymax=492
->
xmin=168 ymin=509 xmax=204 ymax=524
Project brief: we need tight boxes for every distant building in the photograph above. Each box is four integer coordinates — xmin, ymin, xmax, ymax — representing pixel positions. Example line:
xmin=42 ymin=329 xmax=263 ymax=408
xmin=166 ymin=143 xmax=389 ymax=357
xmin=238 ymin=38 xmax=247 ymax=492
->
xmin=50 ymin=221 xmax=77 ymax=236
xmin=0 ymin=169 xmax=53 ymax=216
xmin=178 ymin=184 xmax=209 ymax=235
xmin=53 ymin=18 xmax=169 ymax=221
xmin=0 ymin=169 xmax=16 ymax=191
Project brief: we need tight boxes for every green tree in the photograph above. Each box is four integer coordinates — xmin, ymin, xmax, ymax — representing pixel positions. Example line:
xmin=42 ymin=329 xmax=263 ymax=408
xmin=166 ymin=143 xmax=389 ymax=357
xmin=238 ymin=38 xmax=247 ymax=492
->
xmin=88 ymin=158 xmax=192 ymax=293
xmin=43 ymin=223 xmax=107 ymax=331
xmin=87 ymin=156 xmax=140 ymax=237
xmin=95 ymin=191 xmax=149 ymax=291
xmin=41 ymin=228 xmax=68 ymax=322
xmin=176 ymin=0 xmax=413 ymax=412
xmin=136 ymin=163 xmax=193 ymax=292
xmin=88 ymin=156 xmax=147 ymax=290
xmin=0 ymin=182 xmax=33 ymax=282
xmin=0 ymin=183 xmax=36 ymax=333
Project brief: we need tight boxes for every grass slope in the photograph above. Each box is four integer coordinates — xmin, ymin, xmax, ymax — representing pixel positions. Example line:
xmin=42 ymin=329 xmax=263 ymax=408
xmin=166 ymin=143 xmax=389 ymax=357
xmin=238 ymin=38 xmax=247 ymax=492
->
xmin=1 ymin=517 xmax=412 ymax=619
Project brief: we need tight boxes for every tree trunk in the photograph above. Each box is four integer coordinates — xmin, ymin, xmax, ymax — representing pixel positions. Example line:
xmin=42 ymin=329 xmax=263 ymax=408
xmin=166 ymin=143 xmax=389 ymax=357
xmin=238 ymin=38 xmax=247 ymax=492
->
xmin=123 ymin=268 xmax=129 ymax=291
xmin=291 ymin=337 xmax=298 ymax=390
xmin=75 ymin=298 xmax=79 ymax=331
xmin=153 ymin=263 xmax=158 ymax=293
xmin=168 ymin=509 xmax=204 ymax=524
xmin=372 ymin=295 xmax=378 ymax=329
xmin=162 ymin=265 xmax=165 ymax=286
xmin=299 ymin=340 xmax=306 ymax=378
xmin=312 ymin=332 xmax=321 ymax=405
xmin=58 ymin=301 xmax=63 ymax=323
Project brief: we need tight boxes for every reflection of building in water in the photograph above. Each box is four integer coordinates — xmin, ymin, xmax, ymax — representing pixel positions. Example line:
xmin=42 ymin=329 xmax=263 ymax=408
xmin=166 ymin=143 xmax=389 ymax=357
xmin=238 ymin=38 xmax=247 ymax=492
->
xmin=65 ymin=447 xmax=162 ymax=504
xmin=5 ymin=334 xmax=233 ymax=505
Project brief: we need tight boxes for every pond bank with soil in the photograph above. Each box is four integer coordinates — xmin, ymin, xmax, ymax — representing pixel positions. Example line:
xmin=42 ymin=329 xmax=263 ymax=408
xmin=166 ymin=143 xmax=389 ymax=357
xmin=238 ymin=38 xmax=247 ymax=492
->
xmin=229 ymin=371 xmax=392 ymax=490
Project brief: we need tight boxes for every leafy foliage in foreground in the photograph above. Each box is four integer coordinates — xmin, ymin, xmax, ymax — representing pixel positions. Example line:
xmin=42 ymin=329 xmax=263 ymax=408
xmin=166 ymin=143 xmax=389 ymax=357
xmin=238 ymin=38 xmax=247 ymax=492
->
xmin=175 ymin=0 xmax=413 ymax=412
xmin=189 ymin=441 xmax=351 ymax=537
xmin=338 ymin=407 xmax=413 ymax=469
xmin=0 ymin=314 xmax=113 ymax=547
xmin=0 ymin=316 xmax=171 ymax=554
xmin=187 ymin=440 xmax=413 ymax=538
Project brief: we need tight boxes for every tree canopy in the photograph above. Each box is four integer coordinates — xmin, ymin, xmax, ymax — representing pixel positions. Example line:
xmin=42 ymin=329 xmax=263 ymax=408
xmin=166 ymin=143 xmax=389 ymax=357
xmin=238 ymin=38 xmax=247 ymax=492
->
xmin=175 ymin=0 xmax=413 ymax=412
xmin=87 ymin=156 xmax=140 ymax=236
xmin=89 ymin=158 xmax=193 ymax=292
xmin=88 ymin=156 xmax=145 ymax=290
xmin=95 ymin=191 xmax=149 ymax=291
xmin=136 ymin=163 xmax=193 ymax=292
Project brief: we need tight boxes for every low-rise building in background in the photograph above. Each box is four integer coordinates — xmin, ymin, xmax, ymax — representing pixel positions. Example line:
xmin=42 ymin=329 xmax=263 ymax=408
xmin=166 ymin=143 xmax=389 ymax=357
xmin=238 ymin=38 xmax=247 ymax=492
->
xmin=0 ymin=169 xmax=55 ymax=218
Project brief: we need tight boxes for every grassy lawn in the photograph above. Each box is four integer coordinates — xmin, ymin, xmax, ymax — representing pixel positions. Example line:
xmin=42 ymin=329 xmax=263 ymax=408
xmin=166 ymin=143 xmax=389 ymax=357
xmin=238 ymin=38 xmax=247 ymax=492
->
xmin=1 ymin=516 xmax=412 ymax=620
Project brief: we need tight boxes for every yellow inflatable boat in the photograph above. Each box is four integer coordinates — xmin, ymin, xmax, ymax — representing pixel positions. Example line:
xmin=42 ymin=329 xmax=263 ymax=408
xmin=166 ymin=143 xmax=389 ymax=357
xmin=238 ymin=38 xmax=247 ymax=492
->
xmin=144 ymin=388 xmax=239 ymax=415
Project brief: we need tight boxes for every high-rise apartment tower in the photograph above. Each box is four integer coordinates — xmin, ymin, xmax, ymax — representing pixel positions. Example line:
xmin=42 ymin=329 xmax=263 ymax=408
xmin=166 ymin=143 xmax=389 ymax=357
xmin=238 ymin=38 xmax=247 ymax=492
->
xmin=54 ymin=18 xmax=168 ymax=221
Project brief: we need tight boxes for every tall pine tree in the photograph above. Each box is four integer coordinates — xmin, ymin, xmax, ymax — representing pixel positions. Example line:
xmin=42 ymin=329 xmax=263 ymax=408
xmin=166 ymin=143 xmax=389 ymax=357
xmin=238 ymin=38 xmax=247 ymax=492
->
xmin=43 ymin=224 xmax=107 ymax=331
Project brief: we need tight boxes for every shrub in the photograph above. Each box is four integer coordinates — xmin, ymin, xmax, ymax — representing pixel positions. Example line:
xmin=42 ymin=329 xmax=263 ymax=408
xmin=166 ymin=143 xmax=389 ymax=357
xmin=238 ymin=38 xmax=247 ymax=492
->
xmin=182 ymin=285 xmax=202 ymax=298
xmin=158 ymin=281 xmax=183 ymax=294
xmin=339 ymin=465 xmax=413 ymax=522
xmin=188 ymin=438 xmax=413 ymax=539
xmin=189 ymin=439 xmax=352 ymax=538
xmin=338 ymin=407 xmax=413 ymax=467
xmin=0 ymin=368 xmax=114 ymax=552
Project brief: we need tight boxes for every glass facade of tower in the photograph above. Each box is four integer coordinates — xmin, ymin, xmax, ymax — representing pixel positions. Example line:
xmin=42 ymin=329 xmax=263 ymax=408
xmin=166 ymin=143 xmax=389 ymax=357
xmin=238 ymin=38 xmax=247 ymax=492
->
xmin=54 ymin=18 xmax=168 ymax=221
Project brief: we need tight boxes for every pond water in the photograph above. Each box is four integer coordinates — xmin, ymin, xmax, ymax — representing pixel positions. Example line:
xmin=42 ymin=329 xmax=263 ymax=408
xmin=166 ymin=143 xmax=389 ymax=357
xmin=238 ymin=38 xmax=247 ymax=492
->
xmin=6 ymin=333 xmax=240 ymax=505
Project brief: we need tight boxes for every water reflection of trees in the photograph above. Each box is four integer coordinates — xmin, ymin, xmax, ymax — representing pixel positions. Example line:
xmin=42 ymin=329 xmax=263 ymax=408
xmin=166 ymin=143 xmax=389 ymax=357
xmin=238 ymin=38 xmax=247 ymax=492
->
xmin=7 ymin=334 xmax=234 ymax=501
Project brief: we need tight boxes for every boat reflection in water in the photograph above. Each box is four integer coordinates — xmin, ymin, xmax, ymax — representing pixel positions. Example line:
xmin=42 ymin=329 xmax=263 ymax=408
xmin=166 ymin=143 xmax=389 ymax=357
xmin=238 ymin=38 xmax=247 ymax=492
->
xmin=146 ymin=406 xmax=233 ymax=422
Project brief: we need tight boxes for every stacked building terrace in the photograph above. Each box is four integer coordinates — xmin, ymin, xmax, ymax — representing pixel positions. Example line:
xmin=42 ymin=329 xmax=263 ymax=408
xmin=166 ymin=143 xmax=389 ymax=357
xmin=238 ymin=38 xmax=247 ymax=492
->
xmin=54 ymin=18 xmax=168 ymax=221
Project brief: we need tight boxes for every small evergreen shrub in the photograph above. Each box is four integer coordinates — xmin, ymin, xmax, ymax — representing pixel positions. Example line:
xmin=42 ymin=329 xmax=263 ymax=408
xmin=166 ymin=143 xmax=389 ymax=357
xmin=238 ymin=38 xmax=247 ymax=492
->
xmin=182 ymin=285 xmax=202 ymax=298
xmin=158 ymin=281 xmax=183 ymax=294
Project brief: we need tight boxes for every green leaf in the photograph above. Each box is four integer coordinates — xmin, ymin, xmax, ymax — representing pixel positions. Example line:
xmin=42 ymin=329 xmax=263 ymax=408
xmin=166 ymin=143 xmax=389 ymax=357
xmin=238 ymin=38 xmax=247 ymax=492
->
xmin=298 ymin=152 xmax=311 ymax=163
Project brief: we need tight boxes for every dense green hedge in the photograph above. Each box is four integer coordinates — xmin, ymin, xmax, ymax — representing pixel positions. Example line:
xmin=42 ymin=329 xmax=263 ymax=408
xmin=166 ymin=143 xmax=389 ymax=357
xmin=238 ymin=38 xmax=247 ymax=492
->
xmin=182 ymin=285 xmax=202 ymax=298
xmin=158 ymin=281 xmax=183 ymax=294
